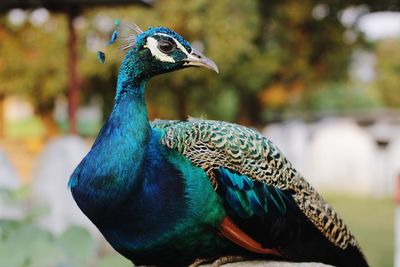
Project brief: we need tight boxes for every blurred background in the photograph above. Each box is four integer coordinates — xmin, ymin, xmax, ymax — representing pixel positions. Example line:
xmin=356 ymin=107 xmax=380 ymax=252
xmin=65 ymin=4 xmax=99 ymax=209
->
xmin=0 ymin=0 xmax=399 ymax=266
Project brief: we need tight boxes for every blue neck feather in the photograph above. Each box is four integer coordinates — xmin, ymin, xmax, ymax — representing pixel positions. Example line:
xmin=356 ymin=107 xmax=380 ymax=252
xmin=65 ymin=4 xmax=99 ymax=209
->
xmin=70 ymin=51 xmax=152 ymax=212
xmin=116 ymin=49 xmax=148 ymax=97
xmin=107 ymin=49 xmax=151 ymax=172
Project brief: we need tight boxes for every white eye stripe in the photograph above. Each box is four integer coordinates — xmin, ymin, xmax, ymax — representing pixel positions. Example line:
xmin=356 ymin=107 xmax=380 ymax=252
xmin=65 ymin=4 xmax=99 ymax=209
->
xmin=144 ymin=37 xmax=176 ymax=63
xmin=154 ymin=33 xmax=190 ymax=56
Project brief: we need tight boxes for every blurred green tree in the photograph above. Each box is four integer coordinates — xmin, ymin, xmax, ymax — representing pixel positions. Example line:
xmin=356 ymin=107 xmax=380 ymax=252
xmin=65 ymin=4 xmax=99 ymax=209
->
xmin=81 ymin=0 xmax=357 ymax=126
xmin=1 ymin=0 xmax=399 ymax=137
xmin=0 ymin=185 xmax=132 ymax=267
xmin=0 ymin=14 xmax=68 ymax=137
xmin=373 ymin=39 xmax=400 ymax=107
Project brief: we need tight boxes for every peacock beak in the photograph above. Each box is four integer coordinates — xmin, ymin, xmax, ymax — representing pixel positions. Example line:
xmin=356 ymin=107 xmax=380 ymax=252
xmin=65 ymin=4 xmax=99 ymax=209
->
xmin=183 ymin=48 xmax=219 ymax=73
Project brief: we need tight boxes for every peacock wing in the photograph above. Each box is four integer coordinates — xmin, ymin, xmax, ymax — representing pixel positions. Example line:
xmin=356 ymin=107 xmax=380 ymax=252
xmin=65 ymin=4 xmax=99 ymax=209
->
xmin=152 ymin=118 xmax=359 ymax=251
xmin=150 ymin=119 xmax=182 ymax=129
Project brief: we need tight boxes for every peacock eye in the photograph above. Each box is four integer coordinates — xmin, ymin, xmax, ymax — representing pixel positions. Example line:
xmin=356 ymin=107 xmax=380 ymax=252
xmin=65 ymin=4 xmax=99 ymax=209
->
xmin=158 ymin=40 xmax=175 ymax=53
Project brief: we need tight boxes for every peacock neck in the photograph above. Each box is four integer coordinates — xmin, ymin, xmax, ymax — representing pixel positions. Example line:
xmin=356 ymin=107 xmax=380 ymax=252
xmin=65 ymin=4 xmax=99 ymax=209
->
xmin=115 ymin=49 xmax=149 ymax=98
xmin=104 ymin=80 xmax=150 ymax=191
xmin=112 ymin=50 xmax=150 ymax=134
xmin=70 ymin=52 xmax=155 ymax=220
xmin=97 ymin=57 xmax=152 ymax=187
xmin=73 ymin=67 xmax=150 ymax=209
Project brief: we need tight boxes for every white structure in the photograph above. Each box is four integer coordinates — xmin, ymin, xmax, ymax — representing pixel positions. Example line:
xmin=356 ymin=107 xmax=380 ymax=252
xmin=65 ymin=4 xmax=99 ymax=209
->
xmin=0 ymin=149 xmax=20 ymax=188
xmin=263 ymin=118 xmax=389 ymax=195
xmin=31 ymin=136 xmax=100 ymax=237
xmin=0 ymin=149 xmax=23 ymax=219
xmin=367 ymin=120 xmax=400 ymax=196
xmin=4 ymin=96 xmax=34 ymax=121
xmin=306 ymin=119 xmax=377 ymax=194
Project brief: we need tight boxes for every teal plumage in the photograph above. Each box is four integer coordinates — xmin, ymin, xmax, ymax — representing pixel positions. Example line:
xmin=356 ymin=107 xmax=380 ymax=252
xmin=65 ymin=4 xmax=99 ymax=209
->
xmin=69 ymin=23 xmax=368 ymax=267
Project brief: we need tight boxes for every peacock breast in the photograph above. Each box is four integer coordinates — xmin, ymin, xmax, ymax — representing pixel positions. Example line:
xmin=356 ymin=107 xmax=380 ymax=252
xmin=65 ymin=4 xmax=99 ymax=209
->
xmin=96 ymin=129 xmax=234 ymax=265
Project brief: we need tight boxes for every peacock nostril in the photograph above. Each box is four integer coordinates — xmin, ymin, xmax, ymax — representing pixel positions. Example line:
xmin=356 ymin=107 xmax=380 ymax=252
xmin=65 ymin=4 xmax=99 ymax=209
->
xmin=191 ymin=51 xmax=202 ymax=59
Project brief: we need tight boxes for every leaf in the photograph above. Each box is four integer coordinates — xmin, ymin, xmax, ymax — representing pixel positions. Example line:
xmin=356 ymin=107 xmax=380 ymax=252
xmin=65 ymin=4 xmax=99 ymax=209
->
xmin=0 ymin=223 xmax=58 ymax=267
xmin=97 ymin=254 xmax=132 ymax=267
xmin=0 ymin=241 xmax=26 ymax=267
xmin=29 ymin=238 xmax=64 ymax=267
xmin=59 ymin=226 xmax=97 ymax=265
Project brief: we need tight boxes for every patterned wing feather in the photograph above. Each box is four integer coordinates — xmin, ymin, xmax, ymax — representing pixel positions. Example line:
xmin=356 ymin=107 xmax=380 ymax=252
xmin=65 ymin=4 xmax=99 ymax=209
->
xmin=151 ymin=119 xmax=181 ymax=129
xmin=152 ymin=118 xmax=359 ymax=250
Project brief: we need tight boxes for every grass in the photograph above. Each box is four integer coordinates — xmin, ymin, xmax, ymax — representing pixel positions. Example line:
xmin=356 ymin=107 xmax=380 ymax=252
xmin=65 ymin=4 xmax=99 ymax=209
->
xmin=5 ymin=117 xmax=101 ymax=138
xmin=324 ymin=193 xmax=394 ymax=267
xmin=5 ymin=117 xmax=45 ymax=138
xmin=58 ymin=119 xmax=102 ymax=136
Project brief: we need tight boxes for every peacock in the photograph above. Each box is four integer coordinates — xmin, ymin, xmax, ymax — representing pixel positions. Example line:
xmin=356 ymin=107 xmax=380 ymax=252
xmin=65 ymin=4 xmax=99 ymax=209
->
xmin=69 ymin=23 xmax=369 ymax=267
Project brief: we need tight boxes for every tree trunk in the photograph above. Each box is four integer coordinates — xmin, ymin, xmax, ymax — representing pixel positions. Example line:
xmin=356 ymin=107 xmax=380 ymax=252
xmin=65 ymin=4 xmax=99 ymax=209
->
xmin=0 ymin=93 xmax=5 ymax=138
xmin=67 ymin=6 xmax=80 ymax=134
xmin=237 ymin=89 xmax=263 ymax=127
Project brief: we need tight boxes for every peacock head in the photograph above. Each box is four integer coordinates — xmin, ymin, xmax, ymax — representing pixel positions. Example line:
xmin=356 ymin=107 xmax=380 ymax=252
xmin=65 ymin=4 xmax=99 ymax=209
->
xmin=117 ymin=23 xmax=218 ymax=80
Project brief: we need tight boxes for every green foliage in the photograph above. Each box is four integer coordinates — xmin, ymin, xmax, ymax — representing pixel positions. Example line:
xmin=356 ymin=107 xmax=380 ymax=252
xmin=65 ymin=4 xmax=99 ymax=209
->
xmin=5 ymin=117 xmax=46 ymax=138
xmin=0 ymin=15 xmax=68 ymax=113
xmin=304 ymin=82 xmax=381 ymax=112
xmin=1 ymin=0 xmax=399 ymax=132
xmin=0 ymin=186 xmax=130 ymax=267
xmin=79 ymin=0 xmax=372 ymax=125
xmin=373 ymin=39 xmax=400 ymax=107
xmin=97 ymin=255 xmax=132 ymax=267
xmin=0 ymin=222 xmax=94 ymax=267
xmin=59 ymin=226 xmax=98 ymax=266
